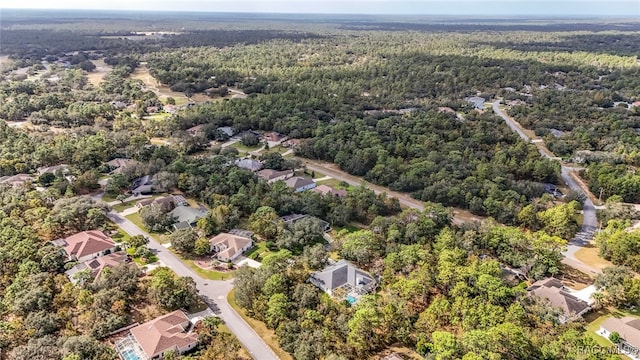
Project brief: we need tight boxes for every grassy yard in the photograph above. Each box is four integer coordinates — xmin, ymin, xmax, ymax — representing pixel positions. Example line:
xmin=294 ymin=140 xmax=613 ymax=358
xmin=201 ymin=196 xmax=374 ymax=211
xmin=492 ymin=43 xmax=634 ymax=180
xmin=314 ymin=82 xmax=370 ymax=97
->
xmin=124 ymin=213 xmax=169 ymax=244
xmin=101 ymin=192 xmax=119 ymax=203
xmin=125 ymin=247 xmax=159 ymax=265
xmin=575 ymin=246 xmax=614 ymax=272
xmin=315 ymin=177 xmax=352 ymax=190
xmin=585 ymin=307 xmax=639 ymax=359
xmin=112 ymin=202 xmax=137 ymax=213
xmin=111 ymin=228 xmax=131 ymax=243
xmin=244 ymin=241 xmax=271 ymax=261
xmin=182 ymin=258 xmax=232 ymax=280
xmin=231 ymin=142 xmax=263 ymax=152
xmin=228 ymin=289 xmax=294 ymax=360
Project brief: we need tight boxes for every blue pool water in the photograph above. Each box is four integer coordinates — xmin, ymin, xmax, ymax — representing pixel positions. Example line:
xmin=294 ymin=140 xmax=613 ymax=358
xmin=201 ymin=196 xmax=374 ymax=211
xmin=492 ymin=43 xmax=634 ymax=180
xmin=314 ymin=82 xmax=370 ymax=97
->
xmin=121 ymin=349 xmax=141 ymax=360
xmin=346 ymin=295 xmax=357 ymax=304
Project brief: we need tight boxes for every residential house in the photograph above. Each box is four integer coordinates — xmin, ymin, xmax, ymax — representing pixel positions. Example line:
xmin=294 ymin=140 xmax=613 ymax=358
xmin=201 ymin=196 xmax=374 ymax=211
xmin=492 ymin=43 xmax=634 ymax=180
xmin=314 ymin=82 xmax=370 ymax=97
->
xmin=465 ymin=96 xmax=486 ymax=109
xmin=256 ymin=169 xmax=294 ymax=183
xmin=163 ymin=105 xmax=178 ymax=114
xmin=52 ymin=230 xmax=117 ymax=263
xmin=136 ymin=195 xmax=178 ymax=211
xmin=131 ymin=175 xmax=155 ymax=195
xmin=209 ymin=232 xmax=254 ymax=262
xmin=65 ymin=251 xmax=129 ymax=283
xmin=543 ymin=183 xmax=564 ymax=197
xmin=282 ymin=139 xmax=301 ymax=148
xmin=129 ymin=310 xmax=199 ymax=359
xmin=262 ymin=132 xmax=285 ymax=143
xmin=111 ymin=101 xmax=127 ymax=109
xmin=186 ymin=125 xmax=204 ymax=136
xmin=0 ymin=174 xmax=34 ymax=187
xmin=527 ymin=278 xmax=591 ymax=323
xmin=37 ymin=164 xmax=70 ymax=175
xmin=146 ymin=106 xmax=159 ymax=114
xmin=311 ymin=184 xmax=347 ymax=198
xmin=632 ymin=101 xmax=640 ymax=107
xmin=285 ymin=176 xmax=316 ymax=192
xmin=217 ymin=126 xmax=235 ymax=137
xmin=598 ymin=317 xmax=640 ymax=360
xmin=309 ymin=259 xmax=376 ymax=298
xmin=169 ymin=205 xmax=207 ymax=230
xmin=235 ymin=158 xmax=263 ymax=172
xmin=106 ymin=158 xmax=137 ymax=174
xmin=279 ymin=213 xmax=331 ymax=232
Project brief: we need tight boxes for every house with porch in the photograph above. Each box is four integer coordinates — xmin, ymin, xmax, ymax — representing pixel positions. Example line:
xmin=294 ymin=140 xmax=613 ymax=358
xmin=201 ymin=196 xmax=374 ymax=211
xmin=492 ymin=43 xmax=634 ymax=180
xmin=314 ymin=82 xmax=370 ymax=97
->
xmin=209 ymin=232 xmax=253 ymax=262
xmin=65 ymin=251 xmax=130 ymax=283
xmin=125 ymin=310 xmax=199 ymax=359
xmin=257 ymin=169 xmax=294 ymax=183
xmin=285 ymin=176 xmax=316 ymax=192
xmin=52 ymin=230 xmax=117 ymax=263
xmin=527 ymin=278 xmax=592 ymax=323
xmin=598 ymin=316 xmax=640 ymax=360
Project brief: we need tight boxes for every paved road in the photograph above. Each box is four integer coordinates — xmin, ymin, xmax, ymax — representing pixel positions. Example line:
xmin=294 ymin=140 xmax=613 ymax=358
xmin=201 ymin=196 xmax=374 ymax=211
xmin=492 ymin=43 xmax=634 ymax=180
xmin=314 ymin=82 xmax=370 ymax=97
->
xmin=301 ymin=160 xmax=483 ymax=225
xmin=492 ymin=100 xmax=600 ymax=274
xmin=107 ymin=211 xmax=279 ymax=360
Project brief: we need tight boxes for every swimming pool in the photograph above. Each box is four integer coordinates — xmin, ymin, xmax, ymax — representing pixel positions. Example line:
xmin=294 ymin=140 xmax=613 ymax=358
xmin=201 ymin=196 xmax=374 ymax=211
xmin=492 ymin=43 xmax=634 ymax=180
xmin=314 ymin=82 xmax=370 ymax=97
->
xmin=346 ymin=295 xmax=357 ymax=304
xmin=121 ymin=349 xmax=141 ymax=360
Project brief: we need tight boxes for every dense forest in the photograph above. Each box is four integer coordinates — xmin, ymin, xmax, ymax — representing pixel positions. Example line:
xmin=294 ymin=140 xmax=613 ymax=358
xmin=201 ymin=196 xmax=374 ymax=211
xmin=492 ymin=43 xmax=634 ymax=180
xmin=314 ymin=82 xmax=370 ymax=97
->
xmin=1 ymin=11 xmax=640 ymax=360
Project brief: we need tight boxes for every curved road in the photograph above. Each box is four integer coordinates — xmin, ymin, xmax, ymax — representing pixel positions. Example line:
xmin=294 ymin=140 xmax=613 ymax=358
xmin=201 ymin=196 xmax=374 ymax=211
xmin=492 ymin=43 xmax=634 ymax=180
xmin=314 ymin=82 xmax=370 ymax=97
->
xmin=492 ymin=101 xmax=600 ymax=274
xmin=107 ymin=211 xmax=279 ymax=360
xmin=301 ymin=160 xmax=484 ymax=225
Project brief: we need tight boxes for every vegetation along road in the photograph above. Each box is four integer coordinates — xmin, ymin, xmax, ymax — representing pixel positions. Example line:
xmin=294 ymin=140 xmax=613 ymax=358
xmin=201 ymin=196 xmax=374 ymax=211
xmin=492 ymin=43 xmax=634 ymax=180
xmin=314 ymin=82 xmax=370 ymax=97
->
xmin=301 ymin=159 xmax=484 ymax=225
xmin=107 ymin=211 xmax=280 ymax=360
xmin=492 ymin=100 xmax=600 ymax=274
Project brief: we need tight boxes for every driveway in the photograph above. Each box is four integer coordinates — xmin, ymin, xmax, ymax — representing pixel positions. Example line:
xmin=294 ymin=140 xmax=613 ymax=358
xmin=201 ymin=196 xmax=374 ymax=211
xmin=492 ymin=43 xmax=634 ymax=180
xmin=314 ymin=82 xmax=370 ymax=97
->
xmin=492 ymin=100 xmax=601 ymax=274
xmin=107 ymin=211 xmax=279 ymax=360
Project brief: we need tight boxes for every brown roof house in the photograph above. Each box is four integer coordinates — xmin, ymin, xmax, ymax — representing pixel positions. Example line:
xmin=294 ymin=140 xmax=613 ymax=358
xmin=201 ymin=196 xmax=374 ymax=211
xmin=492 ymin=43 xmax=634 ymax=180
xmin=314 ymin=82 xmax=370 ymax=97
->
xmin=598 ymin=317 xmax=640 ymax=359
xmin=52 ymin=230 xmax=117 ymax=263
xmin=65 ymin=251 xmax=129 ymax=283
xmin=209 ymin=232 xmax=253 ymax=262
xmin=256 ymin=169 xmax=294 ymax=183
xmin=129 ymin=310 xmax=198 ymax=359
xmin=527 ymin=278 xmax=591 ymax=323
xmin=285 ymin=176 xmax=317 ymax=192
xmin=235 ymin=158 xmax=263 ymax=172
xmin=136 ymin=195 xmax=178 ymax=210
xmin=312 ymin=184 xmax=347 ymax=197
xmin=106 ymin=158 xmax=138 ymax=174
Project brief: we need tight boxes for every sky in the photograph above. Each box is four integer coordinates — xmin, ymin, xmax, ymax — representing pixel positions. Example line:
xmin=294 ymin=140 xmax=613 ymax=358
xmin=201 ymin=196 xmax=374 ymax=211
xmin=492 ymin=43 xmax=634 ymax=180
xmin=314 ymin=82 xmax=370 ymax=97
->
xmin=2 ymin=0 xmax=639 ymax=16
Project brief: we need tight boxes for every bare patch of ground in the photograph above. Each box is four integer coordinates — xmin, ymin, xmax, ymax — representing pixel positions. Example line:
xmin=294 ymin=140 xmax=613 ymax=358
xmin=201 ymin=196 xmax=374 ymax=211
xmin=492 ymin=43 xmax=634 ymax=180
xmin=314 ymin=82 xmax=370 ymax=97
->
xmin=87 ymin=59 xmax=112 ymax=86
xmin=129 ymin=64 xmax=190 ymax=104
xmin=574 ymin=246 xmax=614 ymax=272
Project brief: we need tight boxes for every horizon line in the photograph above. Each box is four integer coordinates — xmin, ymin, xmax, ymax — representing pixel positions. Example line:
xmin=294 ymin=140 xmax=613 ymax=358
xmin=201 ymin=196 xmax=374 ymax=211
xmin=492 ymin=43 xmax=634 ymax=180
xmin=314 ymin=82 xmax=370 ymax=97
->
xmin=1 ymin=8 xmax=638 ymax=19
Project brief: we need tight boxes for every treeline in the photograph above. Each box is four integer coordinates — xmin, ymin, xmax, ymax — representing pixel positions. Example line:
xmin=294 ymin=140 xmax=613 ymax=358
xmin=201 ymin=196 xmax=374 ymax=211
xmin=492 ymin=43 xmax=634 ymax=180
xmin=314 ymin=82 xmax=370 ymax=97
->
xmin=233 ymin=209 xmax=606 ymax=359
xmin=583 ymin=163 xmax=640 ymax=203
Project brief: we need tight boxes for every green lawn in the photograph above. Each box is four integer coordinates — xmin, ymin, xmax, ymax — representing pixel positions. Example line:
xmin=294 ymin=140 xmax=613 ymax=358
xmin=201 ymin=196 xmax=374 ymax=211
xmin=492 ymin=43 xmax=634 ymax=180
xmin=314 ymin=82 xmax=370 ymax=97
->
xmin=111 ymin=228 xmax=132 ymax=243
xmin=294 ymin=169 xmax=324 ymax=179
xmin=125 ymin=247 xmax=159 ymax=265
xmin=585 ymin=307 xmax=639 ymax=359
xmin=228 ymin=289 xmax=293 ymax=360
xmin=244 ymin=241 xmax=270 ymax=261
xmin=315 ymin=177 xmax=352 ymax=190
xmin=101 ymin=192 xmax=119 ymax=203
xmin=231 ymin=142 xmax=262 ymax=152
xmin=112 ymin=202 xmax=137 ymax=213
xmin=182 ymin=258 xmax=232 ymax=280
xmin=124 ymin=213 xmax=169 ymax=243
